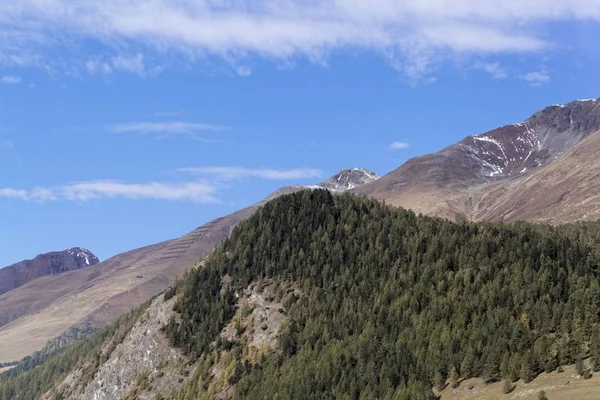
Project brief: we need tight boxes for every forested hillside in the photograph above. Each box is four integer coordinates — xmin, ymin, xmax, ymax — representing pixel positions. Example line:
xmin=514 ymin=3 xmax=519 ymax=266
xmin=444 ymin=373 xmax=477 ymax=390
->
xmin=4 ymin=189 xmax=600 ymax=399
xmin=166 ymin=190 xmax=600 ymax=399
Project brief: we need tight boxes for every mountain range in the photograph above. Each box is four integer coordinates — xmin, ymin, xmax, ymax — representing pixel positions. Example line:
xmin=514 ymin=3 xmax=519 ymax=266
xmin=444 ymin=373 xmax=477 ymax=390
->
xmin=1 ymin=96 xmax=600 ymax=370
xmin=0 ymin=168 xmax=379 ymax=364
xmin=357 ymin=98 xmax=600 ymax=222
xmin=5 ymin=189 xmax=600 ymax=399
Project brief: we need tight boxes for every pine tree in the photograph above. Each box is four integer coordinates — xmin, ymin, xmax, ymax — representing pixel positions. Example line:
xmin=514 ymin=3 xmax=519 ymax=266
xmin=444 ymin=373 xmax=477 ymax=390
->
xmin=432 ymin=370 xmax=445 ymax=392
xmin=576 ymin=357 xmax=586 ymax=377
xmin=590 ymin=325 xmax=600 ymax=371
xmin=520 ymin=351 xmax=537 ymax=383
xmin=449 ymin=366 xmax=459 ymax=389
xmin=482 ymin=352 xmax=500 ymax=383
xmin=461 ymin=349 xmax=475 ymax=379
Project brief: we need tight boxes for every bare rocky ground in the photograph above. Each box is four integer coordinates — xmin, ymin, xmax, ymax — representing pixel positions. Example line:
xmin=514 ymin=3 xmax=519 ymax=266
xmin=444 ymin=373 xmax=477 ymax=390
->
xmin=185 ymin=279 xmax=300 ymax=400
xmin=220 ymin=279 xmax=295 ymax=350
xmin=43 ymin=278 xmax=299 ymax=400
xmin=45 ymin=294 xmax=192 ymax=400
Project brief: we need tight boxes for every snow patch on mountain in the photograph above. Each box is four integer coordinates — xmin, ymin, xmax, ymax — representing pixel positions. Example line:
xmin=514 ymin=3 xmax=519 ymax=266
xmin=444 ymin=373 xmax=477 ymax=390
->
xmin=318 ymin=168 xmax=380 ymax=192
xmin=67 ymin=247 xmax=100 ymax=267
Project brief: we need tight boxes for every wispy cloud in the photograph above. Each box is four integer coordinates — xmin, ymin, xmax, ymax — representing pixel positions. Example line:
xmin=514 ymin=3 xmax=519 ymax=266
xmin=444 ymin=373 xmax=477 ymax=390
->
xmin=3 ymin=1 xmax=600 ymax=80
xmin=388 ymin=142 xmax=411 ymax=150
xmin=110 ymin=121 xmax=230 ymax=137
xmin=473 ymin=62 xmax=509 ymax=79
xmin=180 ymin=166 xmax=322 ymax=181
xmin=0 ymin=180 xmax=218 ymax=203
xmin=0 ymin=139 xmax=14 ymax=150
xmin=521 ymin=70 xmax=551 ymax=86
xmin=85 ymin=59 xmax=112 ymax=75
xmin=85 ymin=54 xmax=162 ymax=77
xmin=0 ymin=76 xmax=22 ymax=85
xmin=0 ymin=188 xmax=28 ymax=200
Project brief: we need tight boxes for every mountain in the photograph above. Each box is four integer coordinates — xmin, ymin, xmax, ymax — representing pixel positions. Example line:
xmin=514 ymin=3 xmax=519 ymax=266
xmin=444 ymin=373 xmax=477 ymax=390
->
xmin=4 ymin=95 xmax=600 ymax=369
xmin=318 ymin=168 xmax=379 ymax=191
xmin=0 ymin=248 xmax=99 ymax=296
xmin=4 ymin=190 xmax=600 ymax=399
xmin=473 ymin=128 xmax=600 ymax=223
xmin=264 ymin=168 xmax=379 ymax=201
xmin=0 ymin=169 xmax=376 ymax=364
xmin=356 ymin=98 xmax=600 ymax=221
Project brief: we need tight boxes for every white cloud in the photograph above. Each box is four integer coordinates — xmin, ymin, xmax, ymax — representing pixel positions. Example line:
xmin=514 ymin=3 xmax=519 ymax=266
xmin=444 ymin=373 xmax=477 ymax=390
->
xmin=388 ymin=141 xmax=411 ymax=150
xmin=473 ymin=62 xmax=509 ymax=79
xmin=85 ymin=59 xmax=112 ymax=75
xmin=0 ymin=75 xmax=22 ymax=84
xmin=3 ymin=0 xmax=600 ymax=79
xmin=110 ymin=121 xmax=230 ymax=136
xmin=0 ymin=188 xmax=28 ymax=200
xmin=521 ymin=70 xmax=551 ymax=86
xmin=0 ymin=180 xmax=219 ymax=203
xmin=85 ymin=54 xmax=162 ymax=77
xmin=180 ymin=166 xmax=322 ymax=181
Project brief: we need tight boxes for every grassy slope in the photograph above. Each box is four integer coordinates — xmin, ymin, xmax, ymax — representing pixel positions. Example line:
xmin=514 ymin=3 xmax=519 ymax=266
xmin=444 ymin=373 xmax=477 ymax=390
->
xmin=440 ymin=364 xmax=600 ymax=400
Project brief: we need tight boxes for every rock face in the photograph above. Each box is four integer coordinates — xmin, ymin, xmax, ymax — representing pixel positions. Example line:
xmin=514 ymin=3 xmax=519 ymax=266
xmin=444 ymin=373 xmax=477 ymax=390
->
xmin=356 ymin=98 xmax=600 ymax=221
xmin=48 ymin=295 xmax=191 ymax=400
xmin=473 ymin=129 xmax=600 ymax=223
xmin=0 ymin=248 xmax=99 ymax=296
xmin=318 ymin=168 xmax=379 ymax=191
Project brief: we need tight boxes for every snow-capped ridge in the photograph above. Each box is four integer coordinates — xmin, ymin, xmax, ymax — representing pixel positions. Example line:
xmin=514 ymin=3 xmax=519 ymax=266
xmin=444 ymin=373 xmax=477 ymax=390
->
xmin=318 ymin=168 xmax=379 ymax=192
xmin=67 ymin=247 xmax=100 ymax=266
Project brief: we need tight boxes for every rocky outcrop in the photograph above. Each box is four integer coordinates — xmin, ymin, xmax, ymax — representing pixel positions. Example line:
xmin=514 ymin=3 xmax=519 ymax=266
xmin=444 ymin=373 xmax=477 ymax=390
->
xmin=48 ymin=294 xmax=191 ymax=400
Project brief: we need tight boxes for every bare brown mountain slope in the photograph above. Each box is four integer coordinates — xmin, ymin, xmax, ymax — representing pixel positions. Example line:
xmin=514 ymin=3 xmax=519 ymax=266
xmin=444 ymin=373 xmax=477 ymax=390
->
xmin=473 ymin=129 xmax=600 ymax=223
xmin=0 ymin=208 xmax=252 ymax=364
xmin=0 ymin=248 xmax=99 ymax=297
xmin=0 ymin=169 xmax=376 ymax=364
xmin=355 ymin=98 xmax=600 ymax=221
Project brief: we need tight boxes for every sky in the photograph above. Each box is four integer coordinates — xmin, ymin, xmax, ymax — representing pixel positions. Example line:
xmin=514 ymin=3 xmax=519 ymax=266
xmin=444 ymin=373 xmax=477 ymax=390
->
xmin=1 ymin=0 xmax=600 ymax=266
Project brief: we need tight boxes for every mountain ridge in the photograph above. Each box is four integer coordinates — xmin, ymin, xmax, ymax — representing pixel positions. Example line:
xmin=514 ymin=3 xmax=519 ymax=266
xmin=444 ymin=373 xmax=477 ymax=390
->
xmin=0 ymin=168 xmax=377 ymax=364
xmin=355 ymin=97 xmax=600 ymax=221
xmin=0 ymin=248 xmax=99 ymax=296
xmin=6 ymin=190 xmax=600 ymax=399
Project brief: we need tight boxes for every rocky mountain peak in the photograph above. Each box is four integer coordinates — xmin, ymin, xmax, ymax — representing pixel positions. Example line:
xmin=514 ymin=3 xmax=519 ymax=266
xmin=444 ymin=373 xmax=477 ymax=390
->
xmin=66 ymin=247 xmax=100 ymax=267
xmin=318 ymin=168 xmax=380 ymax=192
xmin=454 ymin=97 xmax=600 ymax=180
xmin=0 ymin=248 xmax=100 ymax=296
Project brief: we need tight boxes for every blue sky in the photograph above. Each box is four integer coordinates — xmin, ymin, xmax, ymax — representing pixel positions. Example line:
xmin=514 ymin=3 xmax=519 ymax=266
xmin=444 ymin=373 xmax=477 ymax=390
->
xmin=1 ymin=0 xmax=600 ymax=266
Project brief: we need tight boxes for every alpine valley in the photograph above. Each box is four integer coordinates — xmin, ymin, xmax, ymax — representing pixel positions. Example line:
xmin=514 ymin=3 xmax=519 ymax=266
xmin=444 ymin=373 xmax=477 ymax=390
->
xmin=2 ymin=98 xmax=600 ymax=400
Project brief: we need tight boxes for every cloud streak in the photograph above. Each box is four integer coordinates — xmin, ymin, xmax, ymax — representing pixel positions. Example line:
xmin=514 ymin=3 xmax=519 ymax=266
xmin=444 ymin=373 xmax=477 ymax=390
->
xmin=388 ymin=142 xmax=411 ymax=150
xmin=473 ymin=62 xmax=509 ymax=79
xmin=0 ymin=180 xmax=219 ymax=203
xmin=2 ymin=0 xmax=600 ymax=79
xmin=0 ymin=75 xmax=22 ymax=84
xmin=521 ymin=70 xmax=551 ymax=86
xmin=180 ymin=166 xmax=322 ymax=181
xmin=110 ymin=121 xmax=230 ymax=136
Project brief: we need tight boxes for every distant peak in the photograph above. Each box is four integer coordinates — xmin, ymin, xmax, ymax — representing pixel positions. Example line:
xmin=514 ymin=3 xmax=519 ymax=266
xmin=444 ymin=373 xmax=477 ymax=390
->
xmin=67 ymin=247 xmax=100 ymax=266
xmin=540 ymin=97 xmax=599 ymax=112
xmin=319 ymin=168 xmax=379 ymax=192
